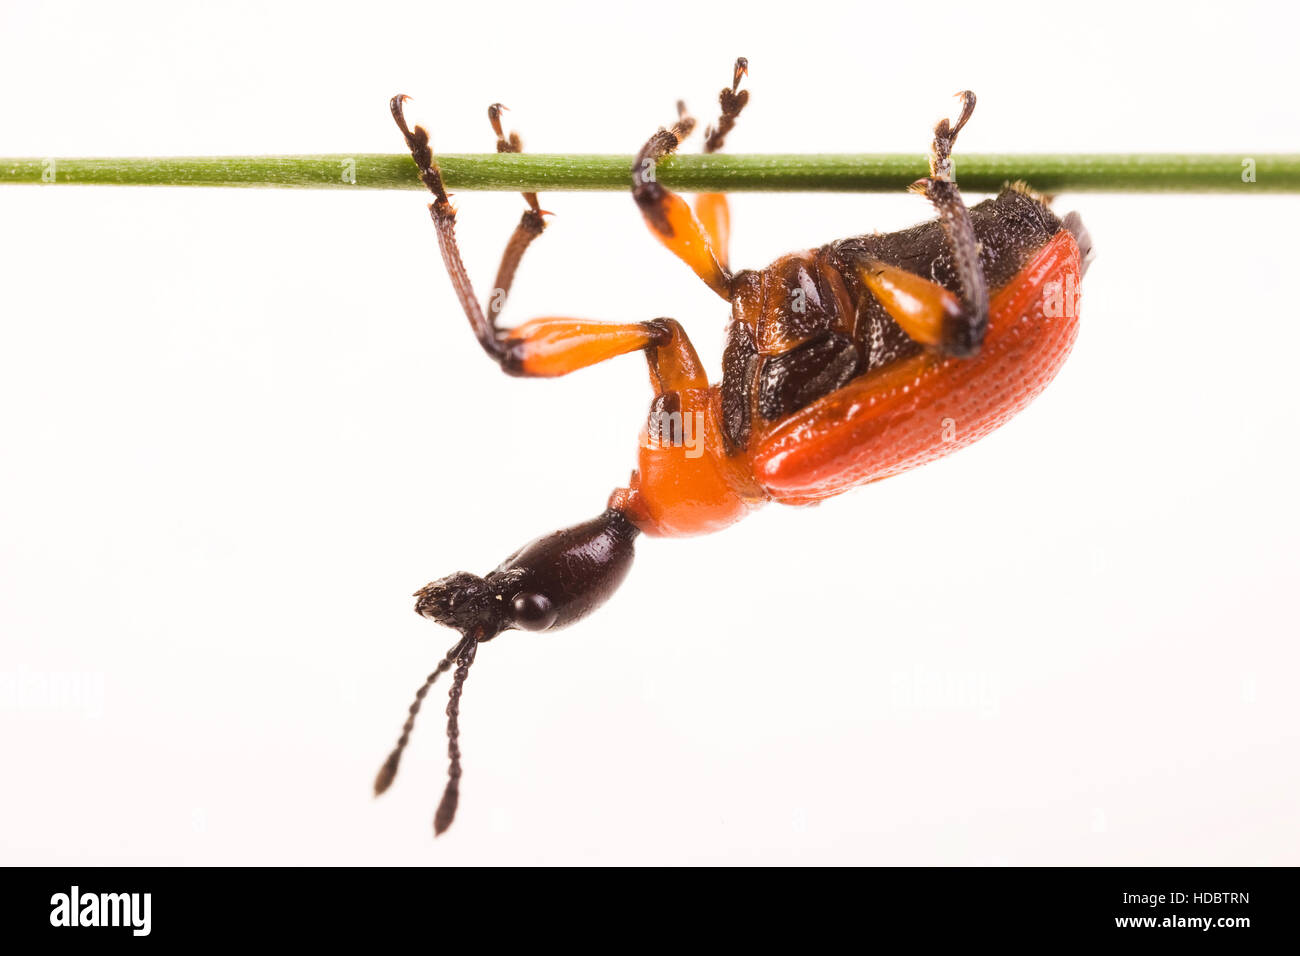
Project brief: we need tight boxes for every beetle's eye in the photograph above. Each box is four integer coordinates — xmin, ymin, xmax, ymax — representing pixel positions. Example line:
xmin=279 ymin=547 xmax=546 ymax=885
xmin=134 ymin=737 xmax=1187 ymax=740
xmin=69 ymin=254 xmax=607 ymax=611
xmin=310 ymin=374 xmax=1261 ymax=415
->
xmin=510 ymin=592 xmax=557 ymax=631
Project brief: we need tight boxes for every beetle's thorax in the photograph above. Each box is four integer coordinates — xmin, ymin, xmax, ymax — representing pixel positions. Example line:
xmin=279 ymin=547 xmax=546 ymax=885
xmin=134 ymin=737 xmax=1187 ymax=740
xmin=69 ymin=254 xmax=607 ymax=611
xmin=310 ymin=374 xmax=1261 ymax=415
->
xmin=719 ymin=246 xmax=914 ymax=458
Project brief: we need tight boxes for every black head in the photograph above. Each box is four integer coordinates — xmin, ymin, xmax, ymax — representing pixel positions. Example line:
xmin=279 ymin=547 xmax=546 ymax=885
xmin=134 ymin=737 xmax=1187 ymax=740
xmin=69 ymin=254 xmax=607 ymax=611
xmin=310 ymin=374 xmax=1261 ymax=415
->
xmin=412 ymin=508 xmax=639 ymax=639
xmin=376 ymin=508 xmax=640 ymax=834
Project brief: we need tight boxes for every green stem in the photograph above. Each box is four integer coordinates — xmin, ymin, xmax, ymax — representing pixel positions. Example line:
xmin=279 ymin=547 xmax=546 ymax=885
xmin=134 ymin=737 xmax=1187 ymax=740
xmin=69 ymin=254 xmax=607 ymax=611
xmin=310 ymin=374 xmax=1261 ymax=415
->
xmin=2 ymin=153 xmax=1296 ymax=192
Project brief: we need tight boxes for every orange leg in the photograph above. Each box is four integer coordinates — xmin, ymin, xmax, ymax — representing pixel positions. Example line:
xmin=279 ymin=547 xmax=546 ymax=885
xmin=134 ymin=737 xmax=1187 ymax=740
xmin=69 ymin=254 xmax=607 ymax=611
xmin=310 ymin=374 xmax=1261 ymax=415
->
xmin=607 ymin=318 xmax=762 ymax=538
xmin=694 ymin=193 xmax=732 ymax=273
xmin=497 ymin=317 xmax=666 ymax=378
xmin=642 ymin=317 xmax=707 ymax=392
xmin=632 ymin=58 xmax=749 ymax=300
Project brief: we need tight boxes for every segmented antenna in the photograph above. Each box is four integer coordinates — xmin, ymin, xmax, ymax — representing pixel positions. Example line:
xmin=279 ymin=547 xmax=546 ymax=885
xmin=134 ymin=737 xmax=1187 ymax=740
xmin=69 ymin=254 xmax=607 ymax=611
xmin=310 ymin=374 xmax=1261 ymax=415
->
xmin=373 ymin=636 xmax=470 ymax=796
xmin=433 ymin=637 xmax=479 ymax=835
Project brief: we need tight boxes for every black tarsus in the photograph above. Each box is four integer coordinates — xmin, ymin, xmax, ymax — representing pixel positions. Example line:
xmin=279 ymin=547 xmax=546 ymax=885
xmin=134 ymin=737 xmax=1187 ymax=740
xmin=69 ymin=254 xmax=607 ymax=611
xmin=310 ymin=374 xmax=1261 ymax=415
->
xmin=703 ymin=56 xmax=749 ymax=154
xmin=910 ymin=90 xmax=989 ymax=358
xmin=390 ymin=94 xmax=452 ymax=205
xmin=631 ymin=100 xmax=696 ymax=231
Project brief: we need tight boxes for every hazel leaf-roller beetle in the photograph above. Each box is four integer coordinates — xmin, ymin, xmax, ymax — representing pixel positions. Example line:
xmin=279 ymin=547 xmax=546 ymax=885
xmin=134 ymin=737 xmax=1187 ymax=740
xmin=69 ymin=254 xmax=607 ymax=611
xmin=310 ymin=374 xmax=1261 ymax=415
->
xmin=376 ymin=59 xmax=1092 ymax=835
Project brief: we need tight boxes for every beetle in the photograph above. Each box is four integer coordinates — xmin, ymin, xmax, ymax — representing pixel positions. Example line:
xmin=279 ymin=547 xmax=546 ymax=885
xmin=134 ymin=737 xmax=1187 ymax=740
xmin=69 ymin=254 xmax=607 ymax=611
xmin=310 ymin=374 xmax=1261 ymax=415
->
xmin=374 ymin=59 xmax=1092 ymax=835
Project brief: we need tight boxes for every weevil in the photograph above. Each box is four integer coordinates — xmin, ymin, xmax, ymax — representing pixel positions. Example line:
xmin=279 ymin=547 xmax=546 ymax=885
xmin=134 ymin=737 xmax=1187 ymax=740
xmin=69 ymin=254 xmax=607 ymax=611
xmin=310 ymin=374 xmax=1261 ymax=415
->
xmin=375 ymin=59 xmax=1092 ymax=834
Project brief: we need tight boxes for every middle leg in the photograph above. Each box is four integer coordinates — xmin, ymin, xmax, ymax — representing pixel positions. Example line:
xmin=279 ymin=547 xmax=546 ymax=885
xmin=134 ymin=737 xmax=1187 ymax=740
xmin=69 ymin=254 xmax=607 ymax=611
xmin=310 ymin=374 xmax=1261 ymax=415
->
xmin=631 ymin=58 xmax=750 ymax=301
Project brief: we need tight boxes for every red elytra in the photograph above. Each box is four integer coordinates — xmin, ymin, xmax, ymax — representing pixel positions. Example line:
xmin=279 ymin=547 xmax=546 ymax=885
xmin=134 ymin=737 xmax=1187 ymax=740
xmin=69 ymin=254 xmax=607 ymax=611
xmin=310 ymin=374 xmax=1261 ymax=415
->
xmin=753 ymin=229 xmax=1082 ymax=502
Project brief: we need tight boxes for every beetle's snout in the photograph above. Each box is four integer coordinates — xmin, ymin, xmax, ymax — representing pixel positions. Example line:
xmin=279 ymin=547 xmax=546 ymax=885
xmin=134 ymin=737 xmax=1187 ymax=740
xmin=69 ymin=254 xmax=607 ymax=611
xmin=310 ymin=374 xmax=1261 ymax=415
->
xmin=414 ymin=572 xmax=503 ymax=637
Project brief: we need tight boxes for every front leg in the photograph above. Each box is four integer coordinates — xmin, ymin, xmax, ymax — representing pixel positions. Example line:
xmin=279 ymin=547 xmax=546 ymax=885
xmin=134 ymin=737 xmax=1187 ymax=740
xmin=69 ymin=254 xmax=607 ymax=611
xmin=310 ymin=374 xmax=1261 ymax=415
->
xmin=485 ymin=102 xmax=550 ymax=326
xmin=393 ymin=95 xmax=568 ymax=373
xmin=392 ymin=94 xmax=512 ymax=368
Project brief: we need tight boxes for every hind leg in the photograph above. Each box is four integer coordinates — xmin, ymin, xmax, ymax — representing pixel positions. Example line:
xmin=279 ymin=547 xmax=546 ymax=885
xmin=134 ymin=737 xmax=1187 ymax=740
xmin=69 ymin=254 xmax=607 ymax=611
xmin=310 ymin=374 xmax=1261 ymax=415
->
xmin=856 ymin=91 xmax=991 ymax=358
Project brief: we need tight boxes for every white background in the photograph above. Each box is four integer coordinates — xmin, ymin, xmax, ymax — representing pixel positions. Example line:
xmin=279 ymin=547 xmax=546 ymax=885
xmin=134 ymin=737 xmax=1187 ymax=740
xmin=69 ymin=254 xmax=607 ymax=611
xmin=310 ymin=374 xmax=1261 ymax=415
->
xmin=2 ymin=0 xmax=1296 ymax=865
